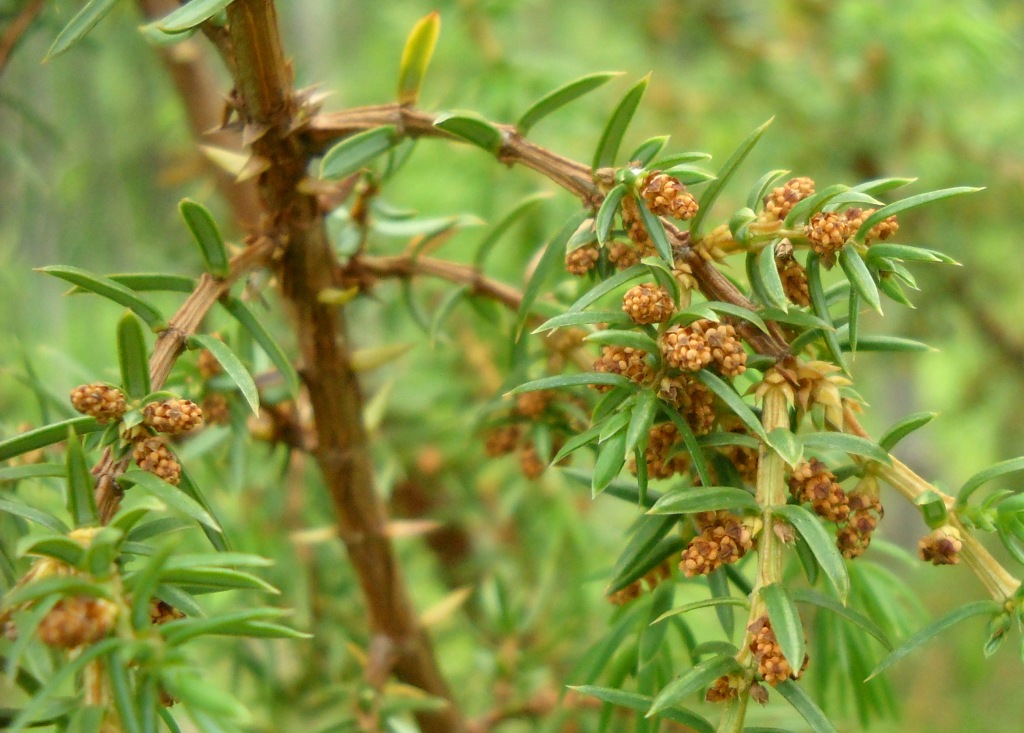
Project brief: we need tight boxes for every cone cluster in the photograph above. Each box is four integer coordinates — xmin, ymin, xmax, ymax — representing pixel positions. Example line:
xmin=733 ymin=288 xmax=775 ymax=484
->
xmin=723 ymin=443 xmax=760 ymax=484
xmin=132 ymin=436 xmax=182 ymax=486
xmin=70 ymin=383 xmax=126 ymax=424
xmin=143 ymin=398 xmax=204 ymax=435
xmin=592 ymin=345 xmax=652 ymax=389
xmin=635 ymin=422 xmax=691 ymax=479
xmin=842 ymin=207 xmax=899 ymax=244
xmin=641 ymin=172 xmax=699 ymax=220
xmin=622 ymin=283 xmax=675 ymax=325
xmin=680 ymin=511 xmax=754 ymax=577
xmin=789 ymin=458 xmax=849 ymax=522
xmin=763 ymin=176 xmax=815 ymax=220
xmin=705 ymin=675 xmax=739 ymax=703
xmin=565 ymin=244 xmax=599 ymax=276
xmin=607 ymin=240 xmax=641 ymax=270
xmin=658 ymin=375 xmax=716 ymax=435
xmin=748 ymin=616 xmax=806 ymax=685
xmin=836 ymin=488 xmax=883 ymax=559
xmin=620 ymin=195 xmax=657 ymax=254
xmin=776 ymin=251 xmax=811 ymax=306
xmin=790 ymin=460 xmax=883 ymax=559
xmin=661 ymin=322 xmax=712 ymax=371
xmin=661 ymin=319 xmax=747 ymax=377
xmin=806 ymin=211 xmax=850 ymax=259
xmin=37 ymin=596 xmax=118 ymax=649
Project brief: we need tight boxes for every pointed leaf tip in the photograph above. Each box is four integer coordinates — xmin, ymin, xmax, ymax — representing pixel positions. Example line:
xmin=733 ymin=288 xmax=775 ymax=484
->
xmin=179 ymin=199 xmax=229 ymax=277
xmin=38 ymin=265 xmax=166 ymax=331
xmin=517 ymin=71 xmax=623 ymax=135
xmin=45 ymin=0 xmax=120 ymax=61
xmin=398 ymin=12 xmax=441 ymax=107
xmin=690 ymin=117 xmax=772 ymax=237
xmin=591 ymin=74 xmax=650 ymax=170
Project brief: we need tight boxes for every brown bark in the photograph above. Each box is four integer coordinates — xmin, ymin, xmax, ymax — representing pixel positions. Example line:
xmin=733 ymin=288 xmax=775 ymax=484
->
xmin=222 ymin=2 xmax=465 ymax=730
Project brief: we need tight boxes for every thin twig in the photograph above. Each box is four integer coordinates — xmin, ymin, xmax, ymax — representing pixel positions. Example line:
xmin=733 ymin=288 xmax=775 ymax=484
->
xmin=844 ymin=405 xmax=1020 ymax=600
xmin=94 ymin=239 xmax=275 ymax=521
xmin=308 ymin=107 xmax=793 ymax=361
xmin=354 ymin=253 xmax=524 ymax=311
xmin=306 ymin=105 xmax=598 ymax=205
xmin=349 ymin=252 xmax=592 ymax=371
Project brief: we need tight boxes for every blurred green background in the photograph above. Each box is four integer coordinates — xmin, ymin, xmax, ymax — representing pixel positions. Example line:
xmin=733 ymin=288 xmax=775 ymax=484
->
xmin=2 ymin=1 xmax=1023 ymax=731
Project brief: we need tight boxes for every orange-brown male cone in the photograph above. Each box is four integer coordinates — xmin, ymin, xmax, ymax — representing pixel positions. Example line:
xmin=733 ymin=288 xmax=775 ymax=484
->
xmin=634 ymin=422 xmax=690 ymax=479
xmin=70 ymin=383 xmax=126 ymax=424
xmin=593 ymin=345 xmax=652 ymax=389
xmin=806 ymin=211 xmax=850 ymax=260
xmin=763 ymin=176 xmax=815 ymax=220
xmin=143 ymin=399 xmax=204 ymax=435
xmin=748 ymin=616 xmax=806 ymax=685
xmin=37 ymin=596 xmax=118 ymax=649
xmin=622 ymin=283 xmax=674 ymax=325
xmin=565 ymin=244 xmax=599 ymax=276
xmin=658 ymin=375 xmax=715 ymax=435
xmin=133 ymin=436 xmax=182 ymax=486
xmin=843 ymin=207 xmax=899 ymax=244
xmin=776 ymin=251 xmax=811 ymax=307
xmin=661 ymin=319 xmax=746 ymax=376
xmin=680 ymin=511 xmax=754 ymax=577
xmin=641 ymin=172 xmax=698 ymax=220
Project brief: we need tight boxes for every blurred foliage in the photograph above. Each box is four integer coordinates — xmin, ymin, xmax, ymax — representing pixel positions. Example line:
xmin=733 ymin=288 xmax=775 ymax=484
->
xmin=2 ymin=1 xmax=1023 ymax=731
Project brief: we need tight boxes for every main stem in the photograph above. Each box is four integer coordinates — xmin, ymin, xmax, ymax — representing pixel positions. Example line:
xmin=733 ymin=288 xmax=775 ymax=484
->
xmin=223 ymin=2 xmax=464 ymax=730
xmin=718 ymin=384 xmax=789 ymax=733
